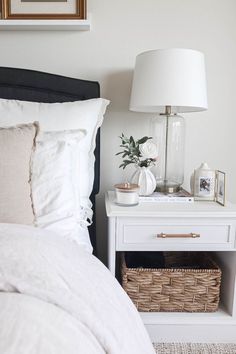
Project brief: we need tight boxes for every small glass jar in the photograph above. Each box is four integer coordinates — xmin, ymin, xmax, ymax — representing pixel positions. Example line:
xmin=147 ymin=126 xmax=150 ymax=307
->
xmin=114 ymin=183 xmax=139 ymax=206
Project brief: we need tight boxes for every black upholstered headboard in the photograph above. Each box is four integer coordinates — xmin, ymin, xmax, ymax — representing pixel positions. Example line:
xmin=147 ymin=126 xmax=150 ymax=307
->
xmin=0 ymin=66 xmax=100 ymax=254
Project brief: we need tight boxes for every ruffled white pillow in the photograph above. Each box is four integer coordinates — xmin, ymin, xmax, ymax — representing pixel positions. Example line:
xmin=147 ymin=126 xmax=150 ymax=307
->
xmin=31 ymin=129 xmax=93 ymax=252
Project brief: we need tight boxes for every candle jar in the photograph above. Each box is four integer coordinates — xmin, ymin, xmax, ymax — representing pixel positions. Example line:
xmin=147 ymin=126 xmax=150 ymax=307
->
xmin=114 ymin=183 xmax=140 ymax=206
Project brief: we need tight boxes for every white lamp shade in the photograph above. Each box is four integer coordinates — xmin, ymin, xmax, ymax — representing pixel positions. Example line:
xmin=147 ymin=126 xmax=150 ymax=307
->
xmin=129 ymin=48 xmax=208 ymax=113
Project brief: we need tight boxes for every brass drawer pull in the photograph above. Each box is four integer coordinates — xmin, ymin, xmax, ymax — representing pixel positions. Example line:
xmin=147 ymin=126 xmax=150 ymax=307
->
xmin=157 ymin=232 xmax=200 ymax=239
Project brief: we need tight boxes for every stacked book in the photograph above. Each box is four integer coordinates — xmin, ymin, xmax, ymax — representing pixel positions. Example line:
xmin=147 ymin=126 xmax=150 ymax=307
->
xmin=139 ymin=189 xmax=194 ymax=203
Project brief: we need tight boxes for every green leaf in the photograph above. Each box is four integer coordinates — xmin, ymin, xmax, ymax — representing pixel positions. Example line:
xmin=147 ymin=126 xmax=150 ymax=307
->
xmin=130 ymin=136 xmax=135 ymax=147
xmin=122 ymin=151 xmax=129 ymax=158
xmin=123 ymin=159 xmax=132 ymax=164
xmin=119 ymin=134 xmax=130 ymax=145
xmin=137 ymin=136 xmax=152 ymax=144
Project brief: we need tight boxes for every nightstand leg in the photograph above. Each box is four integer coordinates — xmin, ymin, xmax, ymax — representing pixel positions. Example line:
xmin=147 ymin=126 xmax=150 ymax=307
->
xmin=108 ymin=217 xmax=116 ymax=276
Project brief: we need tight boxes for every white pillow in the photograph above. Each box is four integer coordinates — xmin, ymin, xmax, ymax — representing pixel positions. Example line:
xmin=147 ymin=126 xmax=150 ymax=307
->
xmin=31 ymin=129 xmax=92 ymax=253
xmin=0 ymin=122 xmax=38 ymax=225
xmin=0 ymin=98 xmax=110 ymax=222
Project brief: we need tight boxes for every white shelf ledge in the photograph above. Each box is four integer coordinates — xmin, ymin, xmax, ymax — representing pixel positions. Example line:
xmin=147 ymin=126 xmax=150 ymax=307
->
xmin=140 ymin=305 xmax=235 ymax=325
xmin=0 ymin=18 xmax=91 ymax=31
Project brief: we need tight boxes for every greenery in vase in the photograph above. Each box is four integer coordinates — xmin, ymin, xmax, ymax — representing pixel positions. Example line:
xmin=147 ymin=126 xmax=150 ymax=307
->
xmin=116 ymin=133 xmax=158 ymax=169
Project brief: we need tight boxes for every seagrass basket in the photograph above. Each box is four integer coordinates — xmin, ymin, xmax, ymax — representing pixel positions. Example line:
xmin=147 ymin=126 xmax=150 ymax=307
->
xmin=121 ymin=252 xmax=221 ymax=312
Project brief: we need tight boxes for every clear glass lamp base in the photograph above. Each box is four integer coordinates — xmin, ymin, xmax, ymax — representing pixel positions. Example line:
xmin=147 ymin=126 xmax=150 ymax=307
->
xmin=150 ymin=112 xmax=185 ymax=195
xmin=156 ymin=181 xmax=181 ymax=194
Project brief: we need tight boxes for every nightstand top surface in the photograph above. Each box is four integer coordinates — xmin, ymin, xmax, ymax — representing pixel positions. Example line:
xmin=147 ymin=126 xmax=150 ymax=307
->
xmin=105 ymin=191 xmax=236 ymax=218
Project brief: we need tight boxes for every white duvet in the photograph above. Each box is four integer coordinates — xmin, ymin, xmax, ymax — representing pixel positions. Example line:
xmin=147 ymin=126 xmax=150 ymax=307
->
xmin=0 ymin=224 xmax=155 ymax=354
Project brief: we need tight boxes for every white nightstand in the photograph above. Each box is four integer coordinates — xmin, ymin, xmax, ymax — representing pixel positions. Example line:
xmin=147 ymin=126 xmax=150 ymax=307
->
xmin=105 ymin=191 xmax=236 ymax=343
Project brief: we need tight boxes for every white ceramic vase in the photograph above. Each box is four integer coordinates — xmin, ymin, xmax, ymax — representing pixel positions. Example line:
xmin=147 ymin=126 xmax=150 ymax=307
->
xmin=131 ymin=166 xmax=156 ymax=196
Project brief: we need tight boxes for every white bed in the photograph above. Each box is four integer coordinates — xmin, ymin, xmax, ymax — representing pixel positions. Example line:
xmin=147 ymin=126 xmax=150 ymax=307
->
xmin=0 ymin=224 xmax=154 ymax=354
xmin=0 ymin=67 xmax=155 ymax=354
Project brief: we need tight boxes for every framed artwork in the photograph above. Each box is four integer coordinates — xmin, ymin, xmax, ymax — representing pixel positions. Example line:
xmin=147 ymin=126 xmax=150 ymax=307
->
xmin=215 ymin=170 xmax=226 ymax=206
xmin=1 ymin=0 xmax=86 ymax=19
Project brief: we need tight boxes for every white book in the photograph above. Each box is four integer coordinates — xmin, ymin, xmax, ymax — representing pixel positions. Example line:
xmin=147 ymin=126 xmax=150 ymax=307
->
xmin=139 ymin=189 xmax=194 ymax=203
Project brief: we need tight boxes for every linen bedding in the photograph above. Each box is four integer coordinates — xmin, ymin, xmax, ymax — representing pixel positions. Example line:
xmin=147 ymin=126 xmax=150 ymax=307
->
xmin=0 ymin=223 xmax=155 ymax=354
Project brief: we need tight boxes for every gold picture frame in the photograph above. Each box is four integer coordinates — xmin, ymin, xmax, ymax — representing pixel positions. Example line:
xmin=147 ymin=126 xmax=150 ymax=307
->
xmin=215 ymin=170 xmax=226 ymax=206
xmin=1 ymin=0 xmax=86 ymax=19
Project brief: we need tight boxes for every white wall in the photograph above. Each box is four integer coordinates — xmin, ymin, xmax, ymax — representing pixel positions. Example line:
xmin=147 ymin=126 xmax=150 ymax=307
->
xmin=1 ymin=0 xmax=236 ymax=262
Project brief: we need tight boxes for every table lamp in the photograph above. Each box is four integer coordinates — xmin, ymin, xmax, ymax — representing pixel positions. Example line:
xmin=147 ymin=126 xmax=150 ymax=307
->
xmin=129 ymin=48 xmax=208 ymax=193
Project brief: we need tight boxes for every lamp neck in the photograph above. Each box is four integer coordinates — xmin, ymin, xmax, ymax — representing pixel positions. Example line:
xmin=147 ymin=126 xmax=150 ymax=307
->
xmin=160 ymin=106 xmax=177 ymax=116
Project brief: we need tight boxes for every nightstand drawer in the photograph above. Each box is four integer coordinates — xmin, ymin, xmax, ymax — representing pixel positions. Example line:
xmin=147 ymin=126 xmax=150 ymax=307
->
xmin=116 ymin=218 xmax=235 ymax=251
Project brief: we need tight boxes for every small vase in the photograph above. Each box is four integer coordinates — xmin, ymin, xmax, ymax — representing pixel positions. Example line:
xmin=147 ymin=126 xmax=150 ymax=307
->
xmin=131 ymin=166 xmax=156 ymax=196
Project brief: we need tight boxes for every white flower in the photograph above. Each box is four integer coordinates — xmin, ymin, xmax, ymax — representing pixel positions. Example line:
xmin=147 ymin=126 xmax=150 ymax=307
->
xmin=139 ymin=140 xmax=158 ymax=159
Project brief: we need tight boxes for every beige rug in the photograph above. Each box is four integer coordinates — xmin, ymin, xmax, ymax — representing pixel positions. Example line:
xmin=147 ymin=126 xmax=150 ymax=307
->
xmin=153 ymin=343 xmax=236 ymax=353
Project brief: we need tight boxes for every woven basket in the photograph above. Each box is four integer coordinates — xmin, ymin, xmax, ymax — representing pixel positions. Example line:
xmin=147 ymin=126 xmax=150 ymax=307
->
xmin=121 ymin=252 xmax=221 ymax=312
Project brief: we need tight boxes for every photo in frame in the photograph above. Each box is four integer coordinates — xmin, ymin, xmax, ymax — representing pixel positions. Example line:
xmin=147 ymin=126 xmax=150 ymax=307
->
xmin=215 ymin=170 xmax=226 ymax=206
xmin=193 ymin=163 xmax=216 ymax=201
xmin=1 ymin=0 xmax=86 ymax=19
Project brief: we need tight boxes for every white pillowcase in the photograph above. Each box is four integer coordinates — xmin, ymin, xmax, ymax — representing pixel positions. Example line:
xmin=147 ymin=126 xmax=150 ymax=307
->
xmin=0 ymin=98 xmax=110 ymax=223
xmin=31 ymin=129 xmax=92 ymax=253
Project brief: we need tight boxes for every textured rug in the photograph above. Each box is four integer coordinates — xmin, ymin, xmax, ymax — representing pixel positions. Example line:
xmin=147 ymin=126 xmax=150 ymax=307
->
xmin=153 ymin=343 xmax=236 ymax=353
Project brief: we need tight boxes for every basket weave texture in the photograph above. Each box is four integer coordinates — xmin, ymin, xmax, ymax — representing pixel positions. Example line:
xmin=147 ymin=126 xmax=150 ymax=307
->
xmin=121 ymin=252 xmax=221 ymax=312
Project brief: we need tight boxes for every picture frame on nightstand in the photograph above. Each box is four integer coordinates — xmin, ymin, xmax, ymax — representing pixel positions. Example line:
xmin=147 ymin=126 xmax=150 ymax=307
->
xmin=193 ymin=163 xmax=216 ymax=201
xmin=215 ymin=170 xmax=226 ymax=206
xmin=193 ymin=164 xmax=226 ymax=206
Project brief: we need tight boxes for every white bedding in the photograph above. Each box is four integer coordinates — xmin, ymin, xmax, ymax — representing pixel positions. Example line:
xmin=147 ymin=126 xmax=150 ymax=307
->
xmin=0 ymin=224 xmax=155 ymax=354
